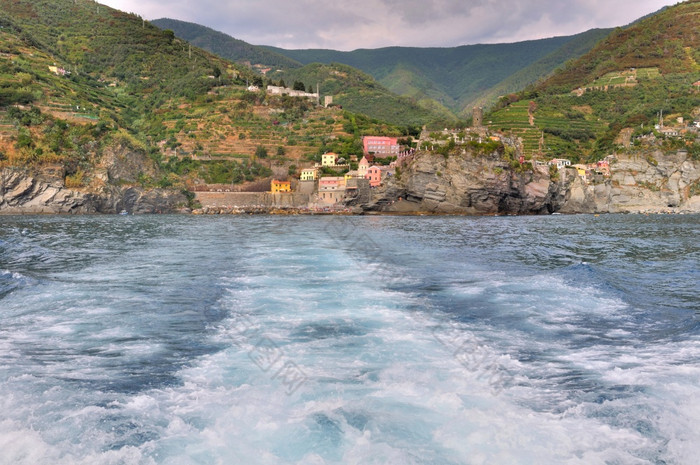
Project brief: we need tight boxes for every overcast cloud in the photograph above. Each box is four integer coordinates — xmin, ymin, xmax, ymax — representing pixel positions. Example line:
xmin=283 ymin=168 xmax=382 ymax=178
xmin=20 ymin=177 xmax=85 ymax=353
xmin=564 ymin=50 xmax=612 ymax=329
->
xmin=100 ymin=0 xmax=678 ymax=50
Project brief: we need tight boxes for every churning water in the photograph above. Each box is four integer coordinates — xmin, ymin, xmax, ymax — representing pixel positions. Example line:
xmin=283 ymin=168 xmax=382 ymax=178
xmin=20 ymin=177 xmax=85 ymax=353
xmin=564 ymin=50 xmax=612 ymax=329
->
xmin=0 ymin=214 xmax=698 ymax=464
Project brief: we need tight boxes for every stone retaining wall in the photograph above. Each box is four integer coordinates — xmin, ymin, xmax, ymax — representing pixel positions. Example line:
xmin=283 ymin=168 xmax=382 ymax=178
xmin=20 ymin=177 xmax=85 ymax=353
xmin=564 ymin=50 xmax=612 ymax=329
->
xmin=195 ymin=192 xmax=311 ymax=208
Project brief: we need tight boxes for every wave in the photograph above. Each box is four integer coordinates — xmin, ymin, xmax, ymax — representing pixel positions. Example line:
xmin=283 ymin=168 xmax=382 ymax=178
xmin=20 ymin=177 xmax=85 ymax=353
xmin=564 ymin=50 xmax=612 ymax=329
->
xmin=0 ymin=269 xmax=35 ymax=299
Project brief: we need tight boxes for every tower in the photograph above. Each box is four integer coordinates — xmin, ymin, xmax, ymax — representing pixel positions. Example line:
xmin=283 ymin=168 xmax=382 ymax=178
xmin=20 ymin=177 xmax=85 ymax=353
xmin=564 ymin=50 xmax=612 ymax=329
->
xmin=473 ymin=107 xmax=483 ymax=128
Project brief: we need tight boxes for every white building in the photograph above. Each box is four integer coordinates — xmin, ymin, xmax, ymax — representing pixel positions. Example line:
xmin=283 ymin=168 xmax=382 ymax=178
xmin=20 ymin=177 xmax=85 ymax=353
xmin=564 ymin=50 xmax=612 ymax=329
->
xmin=548 ymin=158 xmax=572 ymax=170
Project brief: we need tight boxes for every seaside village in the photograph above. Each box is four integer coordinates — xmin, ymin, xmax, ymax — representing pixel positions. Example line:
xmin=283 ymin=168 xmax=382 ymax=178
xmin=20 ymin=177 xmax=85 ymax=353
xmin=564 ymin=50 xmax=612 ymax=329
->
xmin=260 ymin=105 xmax=615 ymax=209
xmin=264 ymin=130 xmax=615 ymax=209
xmin=268 ymin=134 xmax=414 ymax=206
xmin=195 ymin=84 xmax=700 ymax=211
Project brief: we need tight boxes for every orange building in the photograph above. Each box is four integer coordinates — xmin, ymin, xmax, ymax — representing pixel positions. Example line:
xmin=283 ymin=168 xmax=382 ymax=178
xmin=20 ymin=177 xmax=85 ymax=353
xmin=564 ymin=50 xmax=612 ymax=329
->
xmin=270 ymin=179 xmax=291 ymax=193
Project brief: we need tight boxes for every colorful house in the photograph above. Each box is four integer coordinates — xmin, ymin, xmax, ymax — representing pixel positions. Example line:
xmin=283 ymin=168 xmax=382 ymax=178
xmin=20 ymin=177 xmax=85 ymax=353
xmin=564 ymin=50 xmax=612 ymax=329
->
xmin=300 ymin=168 xmax=318 ymax=181
xmin=363 ymin=136 xmax=400 ymax=156
xmin=48 ymin=65 xmax=67 ymax=76
xmin=318 ymin=176 xmax=345 ymax=190
xmin=321 ymin=152 xmax=338 ymax=167
xmin=366 ymin=166 xmax=382 ymax=187
xmin=318 ymin=176 xmax=346 ymax=204
xmin=548 ymin=158 xmax=571 ymax=170
xmin=270 ymin=179 xmax=291 ymax=193
xmin=573 ymin=164 xmax=588 ymax=182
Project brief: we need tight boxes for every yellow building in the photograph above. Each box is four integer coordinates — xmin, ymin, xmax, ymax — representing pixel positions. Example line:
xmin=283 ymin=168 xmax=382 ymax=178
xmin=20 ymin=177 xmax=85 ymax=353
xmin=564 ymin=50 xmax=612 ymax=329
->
xmin=270 ymin=179 xmax=292 ymax=193
xmin=300 ymin=168 xmax=318 ymax=181
xmin=321 ymin=152 xmax=338 ymax=167
xmin=573 ymin=164 xmax=588 ymax=182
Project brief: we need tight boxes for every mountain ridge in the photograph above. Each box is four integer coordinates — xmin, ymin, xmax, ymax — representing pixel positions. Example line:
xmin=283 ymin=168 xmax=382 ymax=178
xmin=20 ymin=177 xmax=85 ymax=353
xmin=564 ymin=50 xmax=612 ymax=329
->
xmin=152 ymin=17 xmax=611 ymax=115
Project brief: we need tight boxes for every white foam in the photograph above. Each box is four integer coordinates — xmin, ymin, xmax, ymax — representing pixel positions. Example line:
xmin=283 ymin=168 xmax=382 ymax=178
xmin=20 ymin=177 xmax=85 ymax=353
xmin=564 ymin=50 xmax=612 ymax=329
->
xmin=2 ymin=216 xmax=699 ymax=464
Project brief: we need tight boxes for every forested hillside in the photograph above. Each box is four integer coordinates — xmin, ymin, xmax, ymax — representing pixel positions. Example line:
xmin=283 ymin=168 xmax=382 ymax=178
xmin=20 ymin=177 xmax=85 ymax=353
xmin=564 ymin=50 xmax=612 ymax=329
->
xmin=154 ymin=17 xmax=610 ymax=117
xmin=151 ymin=18 xmax=302 ymax=70
xmin=485 ymin=0 xmax=700 ymax=163
xmin=264 ymin=33 xmax=610 ymax=115
xmin=268 ymin=63 xmax=458 ymax=128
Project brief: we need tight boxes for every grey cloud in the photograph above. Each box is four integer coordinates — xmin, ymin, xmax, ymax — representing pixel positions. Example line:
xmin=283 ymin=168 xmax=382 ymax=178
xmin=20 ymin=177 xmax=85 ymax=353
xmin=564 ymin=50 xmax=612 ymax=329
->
xmin=101 ymin=0 xmax=677 ymax=49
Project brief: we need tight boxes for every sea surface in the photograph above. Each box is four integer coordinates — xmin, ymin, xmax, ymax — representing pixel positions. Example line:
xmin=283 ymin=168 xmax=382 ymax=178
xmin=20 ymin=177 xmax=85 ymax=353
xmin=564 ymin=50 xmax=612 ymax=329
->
xmin=0 ymin=214 xmax=698 ymax=465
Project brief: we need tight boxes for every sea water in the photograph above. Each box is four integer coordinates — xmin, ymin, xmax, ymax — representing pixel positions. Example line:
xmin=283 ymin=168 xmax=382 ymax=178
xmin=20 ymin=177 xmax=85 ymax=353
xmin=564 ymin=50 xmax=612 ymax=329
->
xmin=0 ymin=214 xmax=698 ymax=464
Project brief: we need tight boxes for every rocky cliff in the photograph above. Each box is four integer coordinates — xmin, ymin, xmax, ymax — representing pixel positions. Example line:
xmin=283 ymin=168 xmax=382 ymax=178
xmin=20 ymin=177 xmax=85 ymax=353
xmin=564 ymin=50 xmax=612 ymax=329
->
xmin=355 ymin=149 xmax=700 ymax=215
xmin=0 ymin=168 xmax=187 ymax=214
xmin=560 ymin=150 xmax=700 ymax=214
xmin=355 ymin=149 xmax=567 ymax=215
xmin=0 ymin=143 xmax=188 ymax=214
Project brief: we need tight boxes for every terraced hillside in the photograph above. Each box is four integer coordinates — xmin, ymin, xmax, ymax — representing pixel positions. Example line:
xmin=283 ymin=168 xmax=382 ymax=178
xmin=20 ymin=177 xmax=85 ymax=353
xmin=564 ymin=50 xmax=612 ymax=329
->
xmin=0 ymin=0 xmax=405 ymax=190
xmin=149 ymin=87 xmax=356 ymax=163
xmin=487 ymin=100 xmax=607 ymax=161
xmin=487 ymin=1 xmax=700 ymax=164
xmin=583 ymin=67 xmax=662 ymax=91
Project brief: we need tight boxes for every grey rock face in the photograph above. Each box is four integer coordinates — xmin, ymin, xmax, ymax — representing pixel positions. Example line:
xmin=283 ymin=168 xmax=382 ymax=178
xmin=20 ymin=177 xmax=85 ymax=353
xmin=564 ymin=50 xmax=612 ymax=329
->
xmin=363 ymin=151 xmax=566 ymax=215
xmin=1 ymin=144 xmax=187 ymax=214
xmin=359 ymin=149 xmax=700 ymax=215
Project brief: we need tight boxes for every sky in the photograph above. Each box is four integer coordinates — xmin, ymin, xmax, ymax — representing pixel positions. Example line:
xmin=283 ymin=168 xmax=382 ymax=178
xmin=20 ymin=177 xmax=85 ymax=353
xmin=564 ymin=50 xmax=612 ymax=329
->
xmin=99 ymin=0 xmax=680 ymax=51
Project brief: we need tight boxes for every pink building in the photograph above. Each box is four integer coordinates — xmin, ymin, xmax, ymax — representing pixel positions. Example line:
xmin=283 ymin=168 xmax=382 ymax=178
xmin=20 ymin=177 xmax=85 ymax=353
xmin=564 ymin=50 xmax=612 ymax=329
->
xmin=366 ymin=166 xmax=382 ymax=187
xmin=318 ymin=176 xmax=346 ymax=204
xmin=318 ymin=177 xmax=345 ymax=190
xmin=363 ymin=136 xmax=400 ymax=156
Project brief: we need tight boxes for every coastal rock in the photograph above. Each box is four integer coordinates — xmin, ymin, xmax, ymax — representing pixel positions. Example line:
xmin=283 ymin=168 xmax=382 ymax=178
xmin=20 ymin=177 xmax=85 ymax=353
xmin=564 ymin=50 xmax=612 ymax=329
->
xmin=559 ymin=150 xmax=700 ymax=214
xmin=363 ymin=150 xmax=566 ymax=215
xmin=100 ymin=144 xmax=158 ymax=184
xmin=0 ymin=169 xmax=98 ymax=213
xmin=357 ymin=147 xmax=700 ymax=215
xmin=0 ymin=168 xmax=187 ymax=214
xmin=0 ymin=141 xmax=189 ymax=214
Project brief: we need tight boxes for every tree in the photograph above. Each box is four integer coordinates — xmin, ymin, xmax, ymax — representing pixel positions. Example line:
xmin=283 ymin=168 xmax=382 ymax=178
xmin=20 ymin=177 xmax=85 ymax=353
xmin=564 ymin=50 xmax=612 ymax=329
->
xmin=255 ymin=145 xmax=268 ymax=158
xmin=276 ymin=146 xmax=286 ymax=156
xmin=279 ymin=79 xmax=286 ymax=88
xmin=292 ymin=81 xmax=305 ymax=91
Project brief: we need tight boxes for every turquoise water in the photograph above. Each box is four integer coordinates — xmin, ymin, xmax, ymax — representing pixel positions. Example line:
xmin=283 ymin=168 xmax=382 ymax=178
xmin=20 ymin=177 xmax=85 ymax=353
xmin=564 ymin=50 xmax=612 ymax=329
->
xmin=0 ymin=214 xmax=698 ymax=464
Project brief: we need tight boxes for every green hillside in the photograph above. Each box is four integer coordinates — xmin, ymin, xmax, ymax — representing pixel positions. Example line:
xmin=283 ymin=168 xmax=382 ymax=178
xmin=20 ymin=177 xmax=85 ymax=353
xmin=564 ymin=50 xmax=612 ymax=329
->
xmin=152 ymin=17 xmax=609 ymax=117
xmin=152 ymin=19 xmax=453 ymax=128
xmin=269 ymin=63 xmax=458 ymax=129
xmin=486 ymin=0 xmax=700 ymax=163
xmin=264 ymin=33 xmax=610 ymax=115
xmin=472 ymin=29 xmax=611 ymax=108
xmin=0 ymin=0 xmax=405 ymax=190
xmin=543 ymin=0 xmax=700 ymax=91
xmin=151 ymin=18 xmax=302 ymax=71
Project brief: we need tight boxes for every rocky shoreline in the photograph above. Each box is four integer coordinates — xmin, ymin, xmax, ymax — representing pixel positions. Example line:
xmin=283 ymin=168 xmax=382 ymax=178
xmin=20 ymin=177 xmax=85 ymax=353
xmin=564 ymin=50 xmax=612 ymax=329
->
xmin=349 ymin=149 xmax=700 ymax=216
xmin=2 ymin=148 xmax=699 ymax=216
